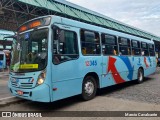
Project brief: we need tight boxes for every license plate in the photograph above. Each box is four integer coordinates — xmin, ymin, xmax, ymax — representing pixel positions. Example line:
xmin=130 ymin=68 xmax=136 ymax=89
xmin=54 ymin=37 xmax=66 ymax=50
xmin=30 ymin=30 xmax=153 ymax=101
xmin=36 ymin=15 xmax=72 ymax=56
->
xmin=17 ymin=90 xmax=23 ymax=95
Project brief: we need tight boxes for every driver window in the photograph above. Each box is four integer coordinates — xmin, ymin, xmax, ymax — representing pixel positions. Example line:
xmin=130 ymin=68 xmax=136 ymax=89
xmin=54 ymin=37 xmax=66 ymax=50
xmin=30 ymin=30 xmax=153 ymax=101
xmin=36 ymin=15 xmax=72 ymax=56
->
xmin=53 ymin=29 xmax=79 ymax=64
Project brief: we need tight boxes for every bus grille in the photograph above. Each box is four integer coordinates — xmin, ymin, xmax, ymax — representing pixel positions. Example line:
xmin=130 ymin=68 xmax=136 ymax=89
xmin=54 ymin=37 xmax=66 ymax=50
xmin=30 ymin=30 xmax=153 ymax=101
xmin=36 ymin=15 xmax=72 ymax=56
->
xmin=11 ymin=81 xmax=33 ymax=89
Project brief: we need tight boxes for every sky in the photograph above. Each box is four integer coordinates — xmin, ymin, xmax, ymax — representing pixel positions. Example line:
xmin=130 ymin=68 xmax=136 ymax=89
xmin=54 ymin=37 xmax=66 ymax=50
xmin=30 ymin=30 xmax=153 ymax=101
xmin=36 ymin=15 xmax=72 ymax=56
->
xmin=66 ymin=0 xmax=160 ymax=36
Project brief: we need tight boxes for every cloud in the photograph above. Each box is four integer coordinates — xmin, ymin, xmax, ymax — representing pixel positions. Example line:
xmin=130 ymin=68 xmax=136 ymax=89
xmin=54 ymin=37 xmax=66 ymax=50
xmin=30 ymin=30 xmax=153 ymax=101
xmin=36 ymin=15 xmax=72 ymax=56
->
xmin=66 ymin=0 xmax=160 ymax=36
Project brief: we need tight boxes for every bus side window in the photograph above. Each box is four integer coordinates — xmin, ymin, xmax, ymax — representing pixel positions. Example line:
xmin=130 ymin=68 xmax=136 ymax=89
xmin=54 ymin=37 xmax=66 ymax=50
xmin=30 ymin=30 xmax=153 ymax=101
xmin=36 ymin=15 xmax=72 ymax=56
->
xmin=141 ymin=42 xmax=149 ymax=56
xmin=119 ymin=37 xmax=131 ymax=55
xmin=53 ymin=29 xmax=79 ymax=64
xmin=132 ymin=49 xmax=135 ymax=55
xmin=81 ymin=29 xmax=100 ymax=55
xmin=82 ymin=47 xmax=87 ymax=55
xmin=149 ymin=44 xmax=155 ymax=56
xmin=131 ymin=40 xmax=141 ymax=56
xmin=113 ymin=49 xmax=117 ymax=55
xmin=101 ymin=34 xmax=118 ymax=56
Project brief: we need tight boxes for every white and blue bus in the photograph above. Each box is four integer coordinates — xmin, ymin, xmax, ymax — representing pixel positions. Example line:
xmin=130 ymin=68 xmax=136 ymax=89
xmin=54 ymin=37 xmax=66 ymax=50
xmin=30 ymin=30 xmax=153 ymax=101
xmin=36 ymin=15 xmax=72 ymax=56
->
xmin=0 ymin=51 xmax=6 ymax=69
xmin=8 ymin=15 xmax=156 ymax=102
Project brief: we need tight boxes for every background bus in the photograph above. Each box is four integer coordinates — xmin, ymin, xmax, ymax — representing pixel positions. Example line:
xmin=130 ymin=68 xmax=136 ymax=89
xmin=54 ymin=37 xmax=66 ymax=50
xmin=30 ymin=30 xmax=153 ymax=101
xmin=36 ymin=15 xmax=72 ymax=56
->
xmin=0 ymin=51 xmax=6 ymax=70
xmin=8 ymin=15 xmax=156 ymax=102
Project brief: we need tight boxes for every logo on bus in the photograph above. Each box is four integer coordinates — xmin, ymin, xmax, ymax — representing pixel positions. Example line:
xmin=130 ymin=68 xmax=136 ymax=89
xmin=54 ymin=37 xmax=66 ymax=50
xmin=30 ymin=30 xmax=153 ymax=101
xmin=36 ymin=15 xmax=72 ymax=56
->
xmin=85 ymin=60 xmax=97 ymax=66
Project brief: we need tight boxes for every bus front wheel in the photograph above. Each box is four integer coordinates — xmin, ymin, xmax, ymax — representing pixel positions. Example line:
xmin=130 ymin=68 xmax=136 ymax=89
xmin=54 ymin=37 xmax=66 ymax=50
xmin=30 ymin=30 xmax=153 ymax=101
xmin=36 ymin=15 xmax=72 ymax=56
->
xmin=137 ymin=68 xmax=144 ymax=83
xmin=82 ymin=76 xmax=97 ymax=101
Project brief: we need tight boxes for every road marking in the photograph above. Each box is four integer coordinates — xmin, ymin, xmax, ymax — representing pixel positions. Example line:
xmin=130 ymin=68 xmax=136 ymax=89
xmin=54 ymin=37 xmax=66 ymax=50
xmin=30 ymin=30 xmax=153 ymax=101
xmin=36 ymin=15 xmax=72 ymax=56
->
xmin=0 ymin=96 xmax=15 ymax=101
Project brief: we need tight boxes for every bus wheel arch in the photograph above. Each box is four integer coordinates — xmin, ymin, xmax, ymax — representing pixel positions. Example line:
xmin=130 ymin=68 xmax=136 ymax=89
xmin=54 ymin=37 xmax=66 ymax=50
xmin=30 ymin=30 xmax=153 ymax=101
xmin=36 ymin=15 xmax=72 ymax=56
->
xmin=84 ymin=72 xmax=100 ymax=88
xmin=137 ymin=67 xmax=144 ymax=83
xmin=81 ymin=72 xmax=99 ymax=101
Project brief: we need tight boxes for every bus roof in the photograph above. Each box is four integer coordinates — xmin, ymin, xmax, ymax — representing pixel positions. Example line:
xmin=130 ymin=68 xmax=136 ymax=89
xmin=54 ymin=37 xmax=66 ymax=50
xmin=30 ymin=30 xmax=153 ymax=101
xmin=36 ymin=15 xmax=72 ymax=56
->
xmin=18 ymin=15 xmax=154 ymax=44
xmin=51 ymin=15 xmax=154 ymax=44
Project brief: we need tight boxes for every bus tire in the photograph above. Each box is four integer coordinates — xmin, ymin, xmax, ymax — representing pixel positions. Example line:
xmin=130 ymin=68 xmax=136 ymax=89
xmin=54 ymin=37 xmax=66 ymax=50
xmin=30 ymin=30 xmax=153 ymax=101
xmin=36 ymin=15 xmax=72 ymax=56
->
xmin=82 ymin=76 xmax=97 ymax=101
xmin=137 ymin=68 xmax=144 ymax=83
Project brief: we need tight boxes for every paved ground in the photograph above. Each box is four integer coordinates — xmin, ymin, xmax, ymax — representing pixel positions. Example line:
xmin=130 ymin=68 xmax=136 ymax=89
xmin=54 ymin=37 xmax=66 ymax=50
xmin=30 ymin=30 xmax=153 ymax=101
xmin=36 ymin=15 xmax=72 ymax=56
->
xmin=0 ymin=71 xmax=10 ymax=99
xmin=99 ymin=67 xmax=160 ymax=104
xmin=0 ymin=93 xmax=160 ymax=119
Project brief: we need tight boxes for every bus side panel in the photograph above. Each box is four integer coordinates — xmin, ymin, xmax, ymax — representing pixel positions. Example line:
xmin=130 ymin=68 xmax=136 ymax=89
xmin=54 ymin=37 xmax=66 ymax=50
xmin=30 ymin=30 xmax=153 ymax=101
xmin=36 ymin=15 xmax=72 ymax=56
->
xmin=52 ymin=59 xmax=82 ymax=101
xmin=101 ymin=56 xmax=136 ymax=88
xmin=131 ymin=56 xmax=156 ymax=79
xmin=101 ymin=55 xmax=156 ymax=88
xmin=143 ymin=56 xmax=156 ymax=77
xmin=51 ymin=56 xmax=102 ymax=102
xmin=132 ymin=56 xmax=142 ymax=80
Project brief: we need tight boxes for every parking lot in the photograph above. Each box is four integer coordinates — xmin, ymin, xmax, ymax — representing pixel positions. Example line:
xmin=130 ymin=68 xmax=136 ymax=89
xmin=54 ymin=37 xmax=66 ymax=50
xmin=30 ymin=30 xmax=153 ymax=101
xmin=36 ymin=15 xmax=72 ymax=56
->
xmin=0 ymin=70 xmax=10 ymax=99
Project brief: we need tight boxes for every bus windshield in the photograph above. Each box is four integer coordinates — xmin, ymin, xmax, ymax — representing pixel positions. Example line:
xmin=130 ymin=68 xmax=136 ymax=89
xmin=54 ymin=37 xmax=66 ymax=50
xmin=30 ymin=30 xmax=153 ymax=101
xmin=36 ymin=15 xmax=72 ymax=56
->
xmin=10 ymin=28 xmax=48 ymax=72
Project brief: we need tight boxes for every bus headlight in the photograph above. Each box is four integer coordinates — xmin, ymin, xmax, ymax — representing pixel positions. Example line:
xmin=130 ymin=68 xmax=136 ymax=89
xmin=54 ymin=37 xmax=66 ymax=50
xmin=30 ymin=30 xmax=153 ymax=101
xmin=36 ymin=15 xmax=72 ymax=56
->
xmin=37 ymin=71 xmax=46 ymax=85
xmin=37 ymin=78 xmax=44 ymax=85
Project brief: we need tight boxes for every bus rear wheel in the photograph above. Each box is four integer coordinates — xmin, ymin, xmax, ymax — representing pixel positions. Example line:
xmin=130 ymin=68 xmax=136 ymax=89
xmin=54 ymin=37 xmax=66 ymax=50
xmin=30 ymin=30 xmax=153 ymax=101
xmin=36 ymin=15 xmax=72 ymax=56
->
xmin=137 ymin=68 xmax=144 ymax=83
xmin=82 ymin=76 xmax=97 ymax=101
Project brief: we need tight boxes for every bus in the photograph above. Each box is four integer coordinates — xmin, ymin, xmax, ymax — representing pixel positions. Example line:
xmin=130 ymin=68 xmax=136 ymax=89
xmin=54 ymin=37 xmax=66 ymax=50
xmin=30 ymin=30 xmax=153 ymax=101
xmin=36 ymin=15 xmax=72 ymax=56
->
xmin=0 ymin=51 xmax=6 ymax=70
xmin=8 ymin=15 xmax=156 ymax=102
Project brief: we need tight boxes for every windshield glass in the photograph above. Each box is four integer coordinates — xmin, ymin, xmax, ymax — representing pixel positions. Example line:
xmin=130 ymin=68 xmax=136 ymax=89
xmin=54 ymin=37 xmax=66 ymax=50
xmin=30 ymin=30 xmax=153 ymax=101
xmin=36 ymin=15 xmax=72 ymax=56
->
xmin=10 ymin=29 xmax=48 ymax=72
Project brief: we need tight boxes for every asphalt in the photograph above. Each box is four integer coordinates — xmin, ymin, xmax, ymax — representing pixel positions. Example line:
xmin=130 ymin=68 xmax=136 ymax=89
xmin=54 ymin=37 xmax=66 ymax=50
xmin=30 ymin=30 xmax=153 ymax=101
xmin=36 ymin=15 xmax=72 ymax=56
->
xmin=0 ymin=70 xmax=10 ymax=99
xmin=0 ymin=70 xmax=24 ymax=107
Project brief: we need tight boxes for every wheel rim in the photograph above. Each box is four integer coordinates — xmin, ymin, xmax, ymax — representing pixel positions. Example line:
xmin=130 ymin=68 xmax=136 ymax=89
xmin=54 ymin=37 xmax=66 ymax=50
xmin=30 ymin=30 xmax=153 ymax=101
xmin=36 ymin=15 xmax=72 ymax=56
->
xmin=84 ymin=81 xmax=94 ymax=96
xmin=138 ymin=70 xmax=143 ymax=81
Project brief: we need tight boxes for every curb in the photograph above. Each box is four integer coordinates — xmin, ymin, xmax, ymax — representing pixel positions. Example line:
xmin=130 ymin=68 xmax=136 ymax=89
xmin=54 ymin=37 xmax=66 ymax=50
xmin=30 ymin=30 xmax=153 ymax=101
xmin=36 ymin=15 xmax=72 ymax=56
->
xmin=0 ymin=97 xmax=24 ymax=107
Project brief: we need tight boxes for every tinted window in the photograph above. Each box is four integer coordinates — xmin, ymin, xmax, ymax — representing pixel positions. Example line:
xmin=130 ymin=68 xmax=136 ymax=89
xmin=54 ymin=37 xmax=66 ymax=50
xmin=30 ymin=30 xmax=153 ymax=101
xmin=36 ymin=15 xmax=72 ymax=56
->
xmin=102 ymin=34 xmax=118 ymax=55
xmin=102 ymin=34 xmax=116 ymax=45
xmin=53 ymin=30 xmax=79 ymax=64
xmin=149 ymin=44 xmax=155 ymax=56
xmin=131 ymin=40 xmax=141 ymax=55
xmin=149 ymin=44 xmax=154 ymax=49
xmin=119 ymin=37 xmax=131 ymax=55
xmin=141 ymin=42 xmax=148 ymax=49
xmin=132 ymin=40 xmax=139 ymax=48
xmin=81 ymin=30 xmax=100 ymax=55
xmin=141 ymin=42 xmax=149 ymax=56
xmin=142 ymin=50 xmax=149 ymax=56
xmin=84 ymin=31 xmax=95 ymax=42
xmin=119 ymin=38 xmax=130 ymax=46
xmin=59 ymin=31 xmax=78 ymax=55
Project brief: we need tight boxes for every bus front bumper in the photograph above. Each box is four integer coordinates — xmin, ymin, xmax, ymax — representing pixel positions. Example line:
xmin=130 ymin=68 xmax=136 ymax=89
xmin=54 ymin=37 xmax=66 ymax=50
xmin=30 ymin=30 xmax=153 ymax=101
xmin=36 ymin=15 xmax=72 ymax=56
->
xmin=8 ymin=83 xmax=51 ymax=102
